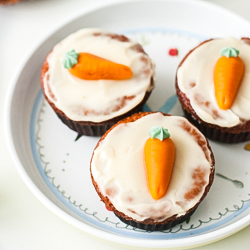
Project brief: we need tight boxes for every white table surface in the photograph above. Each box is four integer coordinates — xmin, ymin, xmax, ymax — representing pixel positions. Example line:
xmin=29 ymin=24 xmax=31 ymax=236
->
xmin=1 ymin=0 xmax=250 ymax=249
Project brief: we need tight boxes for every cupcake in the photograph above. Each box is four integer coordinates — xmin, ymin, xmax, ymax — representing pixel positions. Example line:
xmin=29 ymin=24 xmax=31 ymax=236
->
xmin=90 ymin=112 xmax=215 ymax=231
xmin=176 ymin=37 xmax=250 ymax=143
xmin=41 ymin=28 xmax=155 ymax=136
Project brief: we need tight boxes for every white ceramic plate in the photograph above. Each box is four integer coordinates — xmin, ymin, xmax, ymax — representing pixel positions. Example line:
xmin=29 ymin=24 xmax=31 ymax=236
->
xmin=5 ymin=0 xmax=250 ymax=248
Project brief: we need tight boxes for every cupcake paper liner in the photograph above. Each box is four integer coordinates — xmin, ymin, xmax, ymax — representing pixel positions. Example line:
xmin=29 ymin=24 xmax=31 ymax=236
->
xmin=53 ymin=90 xmax=152 ymax=136
xmin=183 ymin=109 xmax=250 ymax=143
xmin=114 ymin=208 xmax=197 ymax=231
xmin=56 ymin=112 xmax=114 ymax=137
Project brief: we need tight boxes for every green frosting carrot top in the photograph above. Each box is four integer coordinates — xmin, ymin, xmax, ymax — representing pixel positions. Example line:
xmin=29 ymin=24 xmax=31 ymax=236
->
xmin=148 ymin=126 xmax=170 ymax=141
xmin=62 ymin=49 xmax=79 ymax=69
xmin=220 ymin=47 xmax=239 ymax=58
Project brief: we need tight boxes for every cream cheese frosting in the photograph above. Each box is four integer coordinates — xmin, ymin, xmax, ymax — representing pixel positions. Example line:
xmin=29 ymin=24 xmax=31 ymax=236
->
xmin=177 ymin=37 xmax=250 ymax=127
xmin=43 ymin=28 xmax=154 ymax=123
xmin=91 ymin=113 xmax=214 ymax=222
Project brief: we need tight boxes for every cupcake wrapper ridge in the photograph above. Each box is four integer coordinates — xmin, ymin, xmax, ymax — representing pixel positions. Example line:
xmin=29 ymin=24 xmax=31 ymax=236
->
xmin=183 ymin=109 xmax=250 ymax=143
xmin=114 ymin=208 xmax=197 ymax=231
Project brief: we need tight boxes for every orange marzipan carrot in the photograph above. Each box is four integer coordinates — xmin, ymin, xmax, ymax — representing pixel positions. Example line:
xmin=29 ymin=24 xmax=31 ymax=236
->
xmin=69 ymin=52 xmax=133 ymax=80
xmin=144 ymin=128 xmax=175 ymax=200
xmin=214 ymin=47 xmax=244 ymax=110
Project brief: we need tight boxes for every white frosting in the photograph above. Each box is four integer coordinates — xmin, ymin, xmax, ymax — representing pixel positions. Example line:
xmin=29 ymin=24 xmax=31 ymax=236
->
xmin=91 ymin=113 xmax=214 ymax=222
xmin=43 ymin=28 xmax=154 ymax=122
xmin=177 ymin=37 xmax=250 ymax=127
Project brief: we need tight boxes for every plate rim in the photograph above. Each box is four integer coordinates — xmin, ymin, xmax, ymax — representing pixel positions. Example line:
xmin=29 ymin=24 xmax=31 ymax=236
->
xmin=4 ymin=0 xmax=250 ymax=248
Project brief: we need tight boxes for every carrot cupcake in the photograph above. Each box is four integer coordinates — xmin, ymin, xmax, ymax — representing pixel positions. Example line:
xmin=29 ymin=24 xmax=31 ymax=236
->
xmin=41 ymin=28 xmax=155 ymax=136
xmin=90 ymin=112 xmax=215 ymax=231
xmin=176 ymin=37 xmax=250 ymax=143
